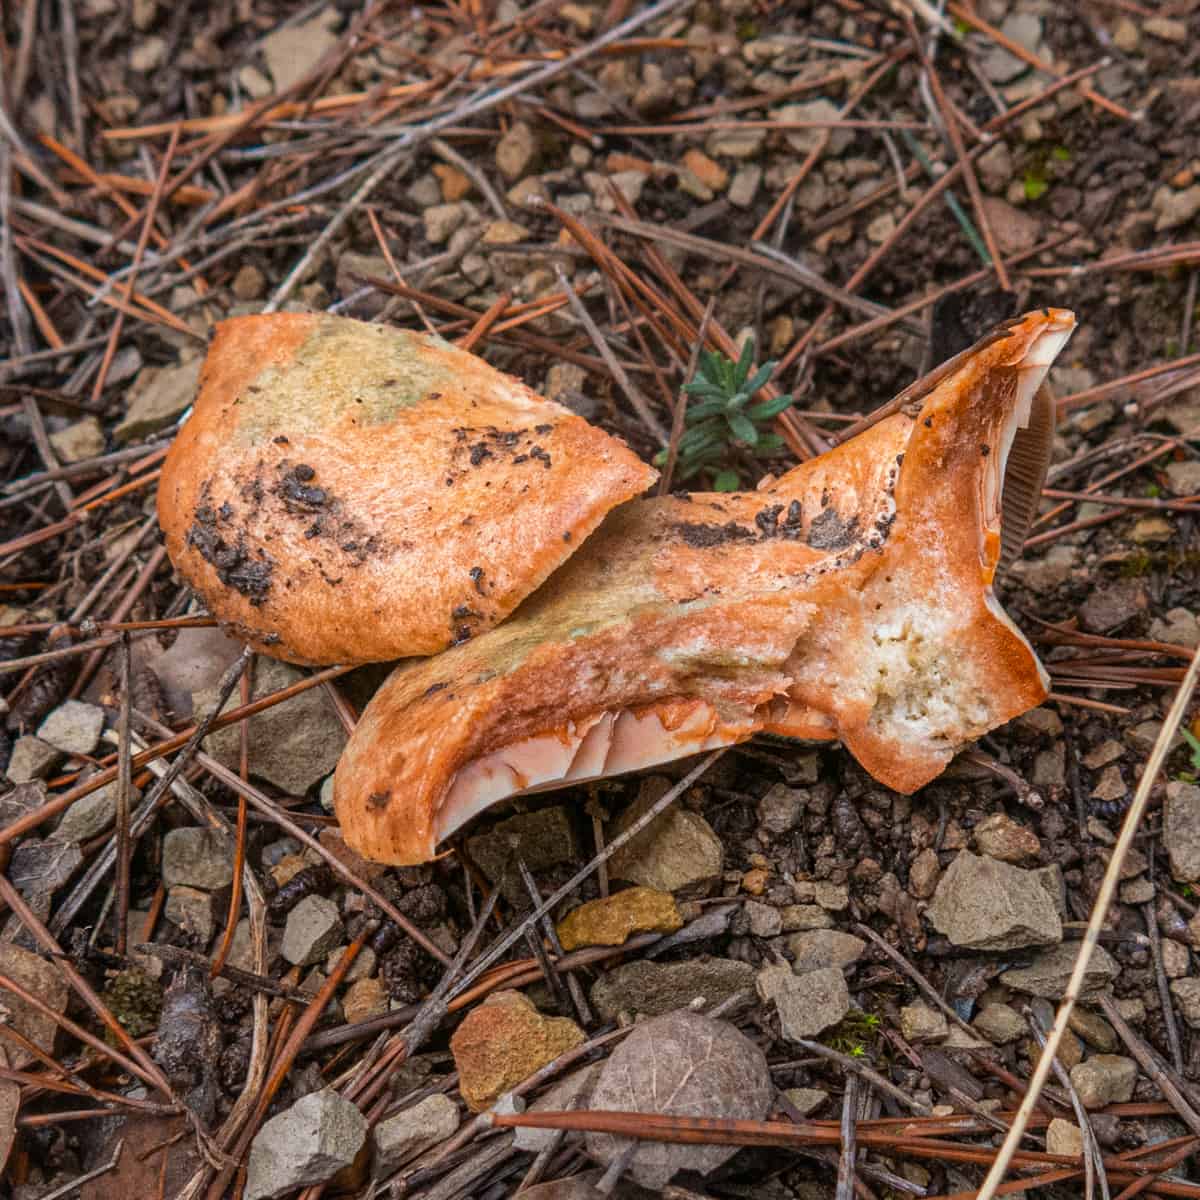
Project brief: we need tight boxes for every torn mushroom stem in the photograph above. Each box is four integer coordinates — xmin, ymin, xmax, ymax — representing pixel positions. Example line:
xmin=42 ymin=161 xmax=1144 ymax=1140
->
xmin=334 ymin=309 xmax=1076 ymax=866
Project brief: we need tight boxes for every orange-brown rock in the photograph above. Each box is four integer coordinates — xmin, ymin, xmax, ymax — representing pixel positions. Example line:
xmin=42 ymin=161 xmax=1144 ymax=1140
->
xmin=556 ymin=886 xmax=683 ymax=952
xmin=450 ymin=990 xmax=585 ymax=1112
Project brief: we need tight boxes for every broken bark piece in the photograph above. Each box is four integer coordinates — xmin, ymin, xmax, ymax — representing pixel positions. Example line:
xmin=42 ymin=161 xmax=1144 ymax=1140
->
xmin=157 ymin=313 xmax=654 ymax=664
xmin=335 ymin=309 xmax=1075 ymax=864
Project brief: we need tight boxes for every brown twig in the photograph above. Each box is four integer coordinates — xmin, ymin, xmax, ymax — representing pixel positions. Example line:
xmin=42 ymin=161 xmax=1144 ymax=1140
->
xmin=210 ymin=657 xmax=254 ymax=980
xmin=113 ymin=635 xmax=133 ymax=956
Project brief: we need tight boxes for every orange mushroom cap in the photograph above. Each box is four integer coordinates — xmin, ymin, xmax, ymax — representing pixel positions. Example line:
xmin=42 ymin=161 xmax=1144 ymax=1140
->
xmin=157 ymin=313 xmax=655 ymax=665
xmin=334 ymin=309 xmax=1075 ymax=865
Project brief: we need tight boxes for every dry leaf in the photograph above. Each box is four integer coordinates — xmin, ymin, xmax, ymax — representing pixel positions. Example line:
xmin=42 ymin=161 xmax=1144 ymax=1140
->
xmin=146 ymin=624 xmax=245 ymax=720
xmin=80 ymin=1113 xmax=201 ymax=1200
xmin=584 ymin=1011 xmax=772 ymax=1188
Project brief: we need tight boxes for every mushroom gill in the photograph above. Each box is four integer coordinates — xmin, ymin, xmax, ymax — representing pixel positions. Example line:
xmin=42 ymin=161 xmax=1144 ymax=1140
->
xmin=334 ymin=308 xmax=1075 ymax=865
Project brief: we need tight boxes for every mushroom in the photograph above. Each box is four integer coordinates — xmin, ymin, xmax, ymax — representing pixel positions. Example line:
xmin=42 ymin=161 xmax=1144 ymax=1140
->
xmin=334 ymin=308 xmax=1075 ymax=865
xmin=157 ymin=313 xmax=655 ymax=664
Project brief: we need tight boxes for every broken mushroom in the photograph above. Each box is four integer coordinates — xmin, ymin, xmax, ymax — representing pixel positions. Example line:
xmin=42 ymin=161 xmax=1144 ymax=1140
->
xmin=158 ymin=313 xmax=655 ymax=664
xmin=334 ymin=308 xmax=1076 ymax=865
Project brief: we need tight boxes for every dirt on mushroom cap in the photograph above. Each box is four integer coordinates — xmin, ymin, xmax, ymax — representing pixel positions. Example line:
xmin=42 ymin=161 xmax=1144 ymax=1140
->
xmin=157 ymin=313 xmax=655 ymax=665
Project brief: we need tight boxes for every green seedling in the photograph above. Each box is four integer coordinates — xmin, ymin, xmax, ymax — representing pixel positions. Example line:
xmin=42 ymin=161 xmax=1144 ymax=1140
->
xmin=1181 ymin=727 xmax=1200 ymax=775
xmin=658 ymin=336 xmax=793 ymax=490
xmin=1023 ymin=168 xmax=1049 ymax=201
xmin=825 ymin=1009 xmax=884 ymax=1060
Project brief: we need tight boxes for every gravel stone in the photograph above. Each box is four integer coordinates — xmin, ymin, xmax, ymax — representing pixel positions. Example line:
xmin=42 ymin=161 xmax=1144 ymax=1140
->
xmin=238 ymin=65 xmax=273 ymax=99
xmin=1069 ymin=1055 xmax=1137 ymax=1109
xmin=162 ymin=827 xmax=236 ymax=891
xmin=786 ymin=929 xmax=866 ymax=973
xmin=1120 ymin=876 xmax=1154 ymax=905
xmin=974 ymin=1002 xmax=1027 ymax=1044
xmin=373 ymin=1094 xmax=459 ymax=1174
xmin=56 ymin=780 xmax=123 ymax=842
xmin=745 ymin=900 xmax=782 ymax=938
xmin=323 ymin=944 xmax=375 ymax=982
xmin=783 ymin=1087 xmax=829 ymax=1116
xmin=1079 ymin=579 xmax=1148 ymax=632
xmin=757 ymin=783 xmax=804 ymax=835
xmin=262 ymin=8 xmax=339 ymax=94
xmin=590 ymin=957 xmax=755 ymax=1020
xmin=899 ymin=1001 xmax=948 ymax=1043
xmin=1166 ymin=462 xmax=1200 ymax=496
xmin=130 ymin=36 xmax=166 ymax=72
xmin=1002 ymin=942 xmax=1119 ymax=999
xmin=1083 ymin=740 xmax=1126 ymax=769
xmin=1161 ymin=939 xmax=1190 ymax=979
xmin=728 ymin=165 xmax=762 ymax=208
xmin=1068 ymin=1008 xmax=1118 ymax=1052
xmin=1032 ymin=745 xmax=1066 ymax=789
xmin=49 ymin=417 xmax=105 ymax=463
xmin=165 ymin=886 xmax=217 ymax=943
xmin=282 ymin=895 xmax=344 ymax=967
xmin=481 ymin=219 xmax=529 ymax=245
xmin=450 ymin=990 xmax=584 ymax=1111
xmin=245 ymin=1088 xmax=366 ymax=1200
xmin=1166 ymin=783 xmax=1200 ymax=882
xmin=6 ymin=737 xmax=64 ymax=784
xmin=1170 ymin=977 xmax=1200 ymax=1027
xmin=682 ymin=149 xmax=727 ymax=191
xmin=780 ymin=98 xmax=853 ymax=155
xmin=1112 ymin=16 xmax=1139 ymax=50
xmin=757 ymin=964 xmax=850 ymax=1040
xmin=812 ymin=882 xmax=849 ymax=911
xmin=1144 ymin=16 xmax=1187 ymax=40
xmin=1129 ymin=515 xmax=1174 ymax=544
xmin=422 ymin=202 xmax=466 ymax=245
xmin=115 ymin=356 xmax=202 ymax=442
xmin=468 ymin=806 xmax=576 ymax=902
xmin=972 ymin=812 xmax=1040 ymax=863
xmin=927 ymin=851 xmax=1061 ymax=950
xmin=1015 ymin=545 xmax=1079 ymax=593
xmin=705 ymin=128 xmax=765 ymax=158
xmin=0 ymin=943 xmax=69 ymax=1068
xmin=780 ymin=904 xmax=834 ymax=932
xmin=556 ymin=887 xmax=682 ymax=951
xmin=37 ymin=701 xmax=104 ymax=755
xmin=1046 ymin=1118 xmax=1084 ymax=1156
xmin=982 ymin=13 xmax=1043 ymax=83
xmin=909 ymin=847 xmax=941 ymax=898
xmin=609 ymin=777 xmax=723 ymax=893
xmin=495 ymin=120 xmax=536 ymax=181
xmin=343 ymin=977 xmax=387 ymax=1024
xmin=232 ymin=265 xmax=266 ymax=300
xmin=1149 ymin=608 xmax=1199 ymax=647
xmin=512 ymin=1064 xmax=601 ymax=1151
xmin=978 ymin=141 xmax=1013 ymax=193
xmin=202 ymin=657 xmax=347 ymax=796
